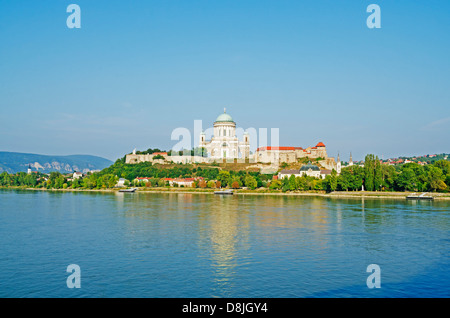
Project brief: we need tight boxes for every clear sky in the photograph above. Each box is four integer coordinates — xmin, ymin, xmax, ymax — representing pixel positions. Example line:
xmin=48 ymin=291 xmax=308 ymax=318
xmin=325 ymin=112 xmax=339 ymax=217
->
xmin=0 ymin=0 xmax=449 ymax=161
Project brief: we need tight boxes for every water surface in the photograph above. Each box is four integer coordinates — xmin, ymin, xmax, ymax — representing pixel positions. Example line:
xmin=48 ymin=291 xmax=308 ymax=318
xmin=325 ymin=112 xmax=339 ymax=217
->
xmin=0 ymin=190 xmax=448 ymax=297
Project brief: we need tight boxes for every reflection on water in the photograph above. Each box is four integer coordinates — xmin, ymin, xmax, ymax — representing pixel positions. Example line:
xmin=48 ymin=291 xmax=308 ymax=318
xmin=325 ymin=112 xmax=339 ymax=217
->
xmin=0 ymin=190 xmax=449 ymax=297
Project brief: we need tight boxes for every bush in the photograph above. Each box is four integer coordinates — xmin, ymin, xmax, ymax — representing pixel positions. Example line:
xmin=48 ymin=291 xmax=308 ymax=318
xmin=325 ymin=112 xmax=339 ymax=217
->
xmin=207 ymin=180 xmax=216 ymax=188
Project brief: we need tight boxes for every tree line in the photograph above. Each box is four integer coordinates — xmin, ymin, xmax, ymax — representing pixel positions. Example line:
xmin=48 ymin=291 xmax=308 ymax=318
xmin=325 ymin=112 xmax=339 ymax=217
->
xmin=336 ymin=155 xmax=450 ymax=192
xmin=1 ymin=154 xmax=449 ymax=192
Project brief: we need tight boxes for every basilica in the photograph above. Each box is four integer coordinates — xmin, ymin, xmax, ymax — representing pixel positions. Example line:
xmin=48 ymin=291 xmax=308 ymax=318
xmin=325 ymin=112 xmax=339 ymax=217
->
xmin=125 ymin=109 xmax=338 ymax=172
xmin=199 ymin=109 xmax=250 ymax=160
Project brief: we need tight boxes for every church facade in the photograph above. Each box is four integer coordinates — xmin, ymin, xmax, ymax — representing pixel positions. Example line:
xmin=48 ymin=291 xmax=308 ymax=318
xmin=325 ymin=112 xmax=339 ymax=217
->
xmin=199 ymin=109 xmax=250 ymax=160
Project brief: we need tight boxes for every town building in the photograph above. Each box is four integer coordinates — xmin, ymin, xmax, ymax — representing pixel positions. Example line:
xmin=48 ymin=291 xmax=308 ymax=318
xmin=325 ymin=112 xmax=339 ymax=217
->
xmin=254 ymin=142 xmax=337 ymax=171
xmin=278 ymin=162 xmax=332 ymax=179
xmin=73 ymin=172 xmax=83 ymax=179
xmin=116 ymin=178 xmax=127 ymax=187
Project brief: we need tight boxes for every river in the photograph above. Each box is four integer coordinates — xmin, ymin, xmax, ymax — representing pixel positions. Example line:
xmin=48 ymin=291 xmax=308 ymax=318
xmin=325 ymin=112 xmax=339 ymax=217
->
xmin=0 ymin=190 xmax=448 ymax=297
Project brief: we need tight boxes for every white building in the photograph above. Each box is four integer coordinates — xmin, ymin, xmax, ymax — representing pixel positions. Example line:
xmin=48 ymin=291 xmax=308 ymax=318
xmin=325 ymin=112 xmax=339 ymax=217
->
xmin=117 ymin=178 xmax=126 ymax=187
xmin=278 ymin=162 xmax=331 ymax=180
xmin=73 ymin=172 xmax=83 ymax=179
xmin=200 ymin=109 xmax=250 ymax=160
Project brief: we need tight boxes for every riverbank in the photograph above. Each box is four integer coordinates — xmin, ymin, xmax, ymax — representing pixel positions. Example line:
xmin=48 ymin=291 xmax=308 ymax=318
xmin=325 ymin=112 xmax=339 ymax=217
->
xmin=2 ymin=186 xmax=450 ymax=200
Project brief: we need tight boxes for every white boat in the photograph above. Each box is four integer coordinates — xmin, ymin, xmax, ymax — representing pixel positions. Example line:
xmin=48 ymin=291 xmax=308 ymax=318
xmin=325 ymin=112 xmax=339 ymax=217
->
xmin=406 ymin=192 xmax=433 ymax=200
xmin=214 ymin=189 xmax=234 ymax=195
xmin=119 ymin=188 xmax=137 ymax=193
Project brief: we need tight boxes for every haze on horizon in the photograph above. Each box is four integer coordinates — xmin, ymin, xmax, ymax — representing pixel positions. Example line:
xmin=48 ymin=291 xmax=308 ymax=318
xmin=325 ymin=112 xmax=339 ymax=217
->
xmin=0 ymin=1 xmax=449 ymax=162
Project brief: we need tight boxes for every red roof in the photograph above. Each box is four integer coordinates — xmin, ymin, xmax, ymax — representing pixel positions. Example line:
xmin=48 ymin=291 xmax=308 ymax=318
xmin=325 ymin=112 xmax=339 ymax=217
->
xmin=316 ymin=142 xmax=326 ymax=147
xmin=256 ymin=146 xmax=297 ymax=151
xmin=153 ymin=152 xmax=168 ymax=156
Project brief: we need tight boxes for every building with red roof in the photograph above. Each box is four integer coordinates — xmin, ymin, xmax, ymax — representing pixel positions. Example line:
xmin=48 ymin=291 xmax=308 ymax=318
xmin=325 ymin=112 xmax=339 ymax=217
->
xmin=255 ymin=142 xmax=329 ymax=164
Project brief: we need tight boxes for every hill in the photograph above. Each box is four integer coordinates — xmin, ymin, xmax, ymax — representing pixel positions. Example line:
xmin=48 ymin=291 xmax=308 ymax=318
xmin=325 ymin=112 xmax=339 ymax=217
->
xmin=0 ymin=151 xmax=113 ymax=174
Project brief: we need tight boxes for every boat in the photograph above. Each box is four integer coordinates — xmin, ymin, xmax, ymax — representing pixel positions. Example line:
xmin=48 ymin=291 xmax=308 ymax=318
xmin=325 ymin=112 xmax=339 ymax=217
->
xmin=214 ymin=189 xmax=234 ymax=195
xmin=406 ymin=193 xmax=434 ymax=200
xmin=118 ymin=188 xmax=137 ymax=193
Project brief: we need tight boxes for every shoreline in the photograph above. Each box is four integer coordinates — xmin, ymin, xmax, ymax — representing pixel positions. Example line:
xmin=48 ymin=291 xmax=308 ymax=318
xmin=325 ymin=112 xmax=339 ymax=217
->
xmin=2 ymin=186 xmax=450 ymax=200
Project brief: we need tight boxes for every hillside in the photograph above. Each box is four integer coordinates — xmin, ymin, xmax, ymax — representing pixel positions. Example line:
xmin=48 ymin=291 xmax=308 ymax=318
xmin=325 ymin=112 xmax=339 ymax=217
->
xmin=0 ymin=151 xmax=113 ymax=174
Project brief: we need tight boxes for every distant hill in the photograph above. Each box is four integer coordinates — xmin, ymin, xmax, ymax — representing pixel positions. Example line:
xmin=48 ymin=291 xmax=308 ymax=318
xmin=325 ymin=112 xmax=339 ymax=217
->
xmin=0 ymin=151 xmax=113 ymax=174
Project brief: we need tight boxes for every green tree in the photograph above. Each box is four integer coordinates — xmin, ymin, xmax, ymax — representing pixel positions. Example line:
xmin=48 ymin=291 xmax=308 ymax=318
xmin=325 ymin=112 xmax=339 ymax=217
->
xmin=295 ymin=176 xmax=308 ymax=191
xmin=428 ymin=166 xmax=446 ymax=192
xmin=396 ymin=167 xmax=417 ymax=191
xmin=288 ymin=175 xmax=297 ymax=191
xmin=434 ymin=160 xmax=450 ymax=175
xmin=244 ymin=175 xmax=258 ymax=190
xmin=217 ymin=170 xmax=231 ymax=187
xmin=72 ymin=178 xmax=80 ymax=188
xmin=373 ymin=157 xmax=382 ymax=191
xmin=364 ymin=154 xmax=375 ymax=191
xmin=207 ymin=180 xmax=216 ymax=188
xmin=338 ymin=165 xmax=364 ymax=191
xmin=329 ymin=169 xmax=338 ymax=191
xmin=229 ymin=176 xmax=242 ymax=188
xmin=380 ymin=164 xmax=397 ymax=191
xmin=269 ymin=180 xmax=281 ymax=190
xmin=281 ymin=176 xmax=290 ymax=192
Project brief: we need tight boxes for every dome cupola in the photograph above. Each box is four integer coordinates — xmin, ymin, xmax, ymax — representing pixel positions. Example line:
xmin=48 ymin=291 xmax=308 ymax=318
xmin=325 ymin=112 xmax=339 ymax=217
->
xmin=215 ymin=108 xmax=234 ymax=123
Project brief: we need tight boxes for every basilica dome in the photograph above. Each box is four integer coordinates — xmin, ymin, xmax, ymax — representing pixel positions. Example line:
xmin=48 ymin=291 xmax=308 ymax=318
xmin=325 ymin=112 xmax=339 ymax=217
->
xmin=215 ymin=109 xmax=234 ymax=123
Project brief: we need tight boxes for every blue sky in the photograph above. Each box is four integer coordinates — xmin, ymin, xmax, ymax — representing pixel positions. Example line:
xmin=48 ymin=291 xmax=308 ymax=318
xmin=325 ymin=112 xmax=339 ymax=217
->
xmin=0 ymin=0 xmax=449 ymax=161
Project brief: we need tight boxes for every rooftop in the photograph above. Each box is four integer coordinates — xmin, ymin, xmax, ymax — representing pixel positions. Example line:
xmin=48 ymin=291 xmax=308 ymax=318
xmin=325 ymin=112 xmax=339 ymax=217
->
xmin=300 ymin=162 xmax=320 ymax=171
xmin=215 ymin=109 xmax=234 ymax=123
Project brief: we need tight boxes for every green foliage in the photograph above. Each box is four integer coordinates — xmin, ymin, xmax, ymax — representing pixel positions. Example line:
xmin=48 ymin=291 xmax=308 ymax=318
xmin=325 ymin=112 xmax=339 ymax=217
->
xmin=136 ymin=148 xmax=164 ymax=155
xmin=396 ymin=167 xmax=417 ymax=191
xmin=207 ymin=180 xmax=216 ymax=188
xmin=338 ymin=165 xmax=364 ymax=191
xmin=288 ymin=175 xmax=296 ymax=191
xmin=281 ymin=176 xmax=290 ymax=192
xmin=269 ymin=180 xmax=281 ymax=190
xmin=217 ymin=170 xmax=231 ymax=187
xmin=1 ymin=152 xmax=449 ymax=193
xmin=244 ymin=175 xmax=258 ymax=190
xmin=152 ymin=154 xmax=165 ymax=160
xmin=427 ymin=166 xmax=446 ymax=192
xmin=323 ymin=169 xmax=338 ymax=192
xmin=364 ymin=154 xmax=376 ymax=191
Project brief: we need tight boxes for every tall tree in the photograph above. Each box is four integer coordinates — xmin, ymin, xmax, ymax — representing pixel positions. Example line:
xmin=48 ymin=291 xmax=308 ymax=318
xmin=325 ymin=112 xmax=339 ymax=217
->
xmin=330 ymin=169 xmax=338 ymax=191
xmin=374 ymin=156 xmax=382 ymax=191
xmin=364 ymin=154 xmax=375 ymax=191
xmin=288 ymin=175 xmax=297 ymax=191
